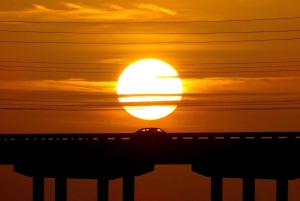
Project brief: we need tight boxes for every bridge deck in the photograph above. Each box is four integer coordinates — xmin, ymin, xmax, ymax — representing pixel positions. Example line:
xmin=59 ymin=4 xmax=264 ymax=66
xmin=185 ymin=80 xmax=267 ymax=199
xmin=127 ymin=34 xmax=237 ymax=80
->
xmin=1 ymin=132 xmax=300 ymax=179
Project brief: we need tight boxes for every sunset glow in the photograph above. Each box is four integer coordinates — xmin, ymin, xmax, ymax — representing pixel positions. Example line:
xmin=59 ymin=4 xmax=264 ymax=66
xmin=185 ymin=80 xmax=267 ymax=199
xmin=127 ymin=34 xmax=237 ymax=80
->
xmin=2 ymin=0 xmax=300 ymax=200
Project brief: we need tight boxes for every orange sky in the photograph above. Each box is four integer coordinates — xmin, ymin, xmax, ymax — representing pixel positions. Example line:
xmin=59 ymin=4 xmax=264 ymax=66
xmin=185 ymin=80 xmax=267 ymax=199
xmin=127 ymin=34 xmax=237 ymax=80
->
xmin=1 ymin=0 xmax=300 ymax=200
xmin=0 ymin=0 xmax=300 ymax=133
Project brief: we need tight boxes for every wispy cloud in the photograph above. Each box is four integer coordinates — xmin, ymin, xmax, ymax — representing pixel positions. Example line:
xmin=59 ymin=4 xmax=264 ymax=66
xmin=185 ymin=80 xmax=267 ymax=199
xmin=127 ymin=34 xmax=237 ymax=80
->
xmin=63 ymin=3 xmax=87 ymax=10
xmin=1 ymin=77 xmax=299 ymax=97
xmin=32 ymin=5 xmax=49 ymax=11
xmin=0 ymin=3 xmax=177 ymax=21
xmin=0 ymin=79 xmax=116 ymax=93
xmin=183 ymin=77 xmax=300 ymax=94
xmin=136 ymin=4 xmax=177 ymax=15
xmin=102 ymin=3 xmax=125 ymax=11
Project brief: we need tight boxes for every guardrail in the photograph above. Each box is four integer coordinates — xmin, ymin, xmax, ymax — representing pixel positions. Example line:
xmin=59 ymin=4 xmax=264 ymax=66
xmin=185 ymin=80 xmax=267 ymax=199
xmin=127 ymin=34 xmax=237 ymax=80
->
xmin=0 ymin=132 xmax=299 ymax=142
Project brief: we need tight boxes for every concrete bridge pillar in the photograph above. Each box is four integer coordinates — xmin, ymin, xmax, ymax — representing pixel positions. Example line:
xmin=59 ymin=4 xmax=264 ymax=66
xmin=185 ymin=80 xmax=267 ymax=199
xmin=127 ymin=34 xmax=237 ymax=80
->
xmin=276 ymin=178 xmax=288 ymax=201
xmin=33 ymin=176 xmax=44 ymax=201
xmin=211 ymin=176 xmax=222 ymax=201
xmin=55 ymin=177 xmax=67 ymax=201
xmin=243 ymin=177 xmax=255 ymax=201
xmin=123 ymin=175 xmax=134 ymax=201
xmin=98 ymin=179 xmax=109 ymax=201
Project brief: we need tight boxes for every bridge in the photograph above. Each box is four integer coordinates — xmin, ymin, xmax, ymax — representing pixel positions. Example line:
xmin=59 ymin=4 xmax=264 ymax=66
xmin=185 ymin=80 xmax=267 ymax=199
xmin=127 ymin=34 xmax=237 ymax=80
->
xmin=1 ymin=132 xmax=300 ymax=201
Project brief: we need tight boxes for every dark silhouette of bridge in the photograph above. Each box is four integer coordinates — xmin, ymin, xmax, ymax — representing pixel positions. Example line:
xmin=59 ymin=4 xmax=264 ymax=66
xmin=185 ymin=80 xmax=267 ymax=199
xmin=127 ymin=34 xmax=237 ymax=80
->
xmin=1 ymin=132 xmax=300 ymax=201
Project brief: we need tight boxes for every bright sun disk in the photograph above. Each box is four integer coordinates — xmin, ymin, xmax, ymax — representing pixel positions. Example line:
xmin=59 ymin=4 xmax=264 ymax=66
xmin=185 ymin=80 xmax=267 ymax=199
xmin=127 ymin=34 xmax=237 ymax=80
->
xmin=117 ymin=59 xmax=182 ymax=120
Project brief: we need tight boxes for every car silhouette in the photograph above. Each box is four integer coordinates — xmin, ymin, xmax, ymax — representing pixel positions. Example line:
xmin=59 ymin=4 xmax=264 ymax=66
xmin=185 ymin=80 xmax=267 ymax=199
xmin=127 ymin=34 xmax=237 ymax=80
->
xmin=135 ymin=128 xmax=166 ymax=134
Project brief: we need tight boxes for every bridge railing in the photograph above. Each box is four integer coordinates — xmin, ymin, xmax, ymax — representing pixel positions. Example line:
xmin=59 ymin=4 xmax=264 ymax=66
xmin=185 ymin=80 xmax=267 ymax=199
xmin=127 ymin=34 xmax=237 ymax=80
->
xmin=0 ymin=132 xmax=299 ymax=142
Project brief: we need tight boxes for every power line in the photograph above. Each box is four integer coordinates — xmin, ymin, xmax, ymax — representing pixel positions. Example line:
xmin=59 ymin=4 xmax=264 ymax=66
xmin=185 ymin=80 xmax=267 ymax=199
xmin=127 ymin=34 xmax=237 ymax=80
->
xmin=0 ymin=98 xmax=108 ymax=104
xmin=2 ymin=92 xmax=299 ymax=97
xmin=1 ymin=29 xmax=300 ymax=35
xmin=2 ymin=99 xmax=300 ymax=106
xmin=1 ymin=102 xmax=300 ymax=109
xmin=1 ymin=98 xmax=299 ymax=105
xmin=0 ymin=107 xmax=299 ymax=112
xmin=1 ymin=37 xmax=300 ymax=45
xmin=1 ymin=16 xmax=300 ymax=24
xmin=0 ymin=60 xmax=124 ymax=65
xmin=0 ymin=68 xmax=299 ymax=74
xmin=1 ymin=60 xmax=300 ymax=65
xmin=0 ymin=68 xmax=112 ymax=73
xmin=1 ymin=64 xmax=300 ymax=70
xmin=0 ymin=65 xmax=121 ymax=70
xmin=175 ymin=65 xmax=300 ymax=70
xmin=190 ymin=69 xmax=300 ymax=74
xmin=2 ymin=99 xmax=300 ymax=110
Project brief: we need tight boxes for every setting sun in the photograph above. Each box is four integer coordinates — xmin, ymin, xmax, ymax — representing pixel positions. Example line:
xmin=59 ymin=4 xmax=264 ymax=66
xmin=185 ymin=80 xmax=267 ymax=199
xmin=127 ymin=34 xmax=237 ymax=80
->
xmin=117 ymin=59 xmax=182 ymax=120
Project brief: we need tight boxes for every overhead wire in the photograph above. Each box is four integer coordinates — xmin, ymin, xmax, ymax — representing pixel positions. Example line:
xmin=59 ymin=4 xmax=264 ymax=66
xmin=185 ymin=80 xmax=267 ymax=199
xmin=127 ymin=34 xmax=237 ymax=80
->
xmin=1 ymin=60 xmax=300 ymax=65
xmin=1 ymin=37 xmax=300 ymax=44
xmin=1 ymin=64 xmax=300 ymax=70
xmin=1 ymin=98 xmax=300 ymax=107
xmin=0 ymin=107 xmax=299 ymax=112
xmin=1 ymin=16 xmax=300 ymax=24
xmin=0 ymin=68 xmax=299 ymax=74
xmin=1 ymin=16 xmax=300 ymax=113
xmin=2 ymin=92 xmax=300 ymax=97
xmin=1 ymin=99 xmax=300 ymax=105
xmin=1 ymin=29 xmax=300 ymax=35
